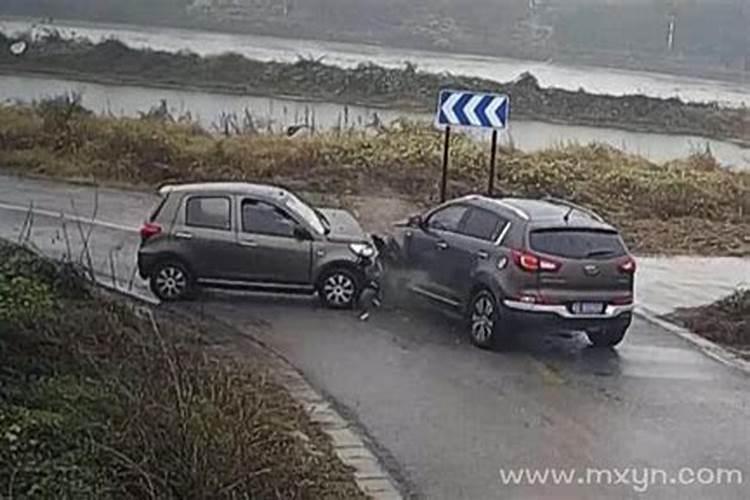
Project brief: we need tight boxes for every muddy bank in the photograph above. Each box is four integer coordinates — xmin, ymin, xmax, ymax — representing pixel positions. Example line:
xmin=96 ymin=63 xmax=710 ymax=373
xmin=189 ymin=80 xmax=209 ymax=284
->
xmin=1 ymin=31 xmax=749 ymax=147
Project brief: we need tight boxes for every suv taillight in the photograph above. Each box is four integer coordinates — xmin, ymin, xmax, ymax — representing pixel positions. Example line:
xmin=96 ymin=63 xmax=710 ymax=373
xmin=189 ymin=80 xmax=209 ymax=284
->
xmin=140 ymin=222 xmax=162 ymax=241
xmin=511 ymin=250 xmax=561 ymax=273
xmin=618 ymin=257 xmax=636 ymax=274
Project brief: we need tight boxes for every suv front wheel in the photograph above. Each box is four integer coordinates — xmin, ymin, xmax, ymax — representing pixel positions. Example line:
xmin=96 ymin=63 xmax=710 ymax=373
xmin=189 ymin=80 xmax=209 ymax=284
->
xmin=468 ymin=289 xmax=513 ymax=350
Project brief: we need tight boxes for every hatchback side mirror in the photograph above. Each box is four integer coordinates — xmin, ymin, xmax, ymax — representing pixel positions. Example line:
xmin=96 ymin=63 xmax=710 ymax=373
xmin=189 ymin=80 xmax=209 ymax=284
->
xmin=293 ymin=226 xmax=312 ymax=240
xmin=408 ymin=214 xmax=424 ymax=228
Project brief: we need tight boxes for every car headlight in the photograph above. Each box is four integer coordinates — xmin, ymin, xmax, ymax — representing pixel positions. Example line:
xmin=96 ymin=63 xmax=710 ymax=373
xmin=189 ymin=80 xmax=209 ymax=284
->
xmin=349 ymin=243 xmax=375 ymax=258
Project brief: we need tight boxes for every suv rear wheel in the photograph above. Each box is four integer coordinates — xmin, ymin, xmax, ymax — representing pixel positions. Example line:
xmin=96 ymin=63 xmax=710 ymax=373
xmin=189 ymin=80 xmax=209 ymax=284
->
xmin=150 ymin=260 xmax=193 ymax=302
xmin=318 ymin=267 xmax=361 ymax=309
xmin=586 ymin=325 xmax=628 ymax=348
xmin=468 ymin=289 xmax=512 ymax=350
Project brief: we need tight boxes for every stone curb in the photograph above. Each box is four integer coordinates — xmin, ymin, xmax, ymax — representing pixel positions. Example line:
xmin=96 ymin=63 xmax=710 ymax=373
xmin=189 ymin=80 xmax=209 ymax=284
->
xmin=272 ymin=363 xmax=404 ymax=499
xmin=635 ymin=306 xmax=750 ymax=376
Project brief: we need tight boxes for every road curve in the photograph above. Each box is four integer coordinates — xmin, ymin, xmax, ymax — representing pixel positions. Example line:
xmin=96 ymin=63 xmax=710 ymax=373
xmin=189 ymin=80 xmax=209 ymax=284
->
xmin=0 ymin=172 xmax=748 ymax=500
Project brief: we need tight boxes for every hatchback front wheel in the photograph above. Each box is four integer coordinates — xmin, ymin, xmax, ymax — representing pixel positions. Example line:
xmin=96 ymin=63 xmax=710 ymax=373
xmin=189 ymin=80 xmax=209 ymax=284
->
xmin=318 ymin=268 xmax=360 ymax=309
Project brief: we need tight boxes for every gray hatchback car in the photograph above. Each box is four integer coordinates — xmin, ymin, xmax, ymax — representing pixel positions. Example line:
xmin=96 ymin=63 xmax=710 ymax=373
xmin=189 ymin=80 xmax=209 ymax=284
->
xmin=137 ymin=182 xmax=380 ymax=308
xmin=385 ymin=195 xmax=636 ymax=349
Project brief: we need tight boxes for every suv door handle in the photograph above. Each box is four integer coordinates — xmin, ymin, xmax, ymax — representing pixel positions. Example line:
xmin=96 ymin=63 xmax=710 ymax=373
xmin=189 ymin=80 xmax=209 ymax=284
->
xmin=174 ymin=231 xmax=193 ymax=239
xmin=238 ymin=239 xmax=258 ymax=248
xmin=436 ymin=241 xmax=448 ymax=250
xmin=476 ymin=250 xmax=489 ymax=259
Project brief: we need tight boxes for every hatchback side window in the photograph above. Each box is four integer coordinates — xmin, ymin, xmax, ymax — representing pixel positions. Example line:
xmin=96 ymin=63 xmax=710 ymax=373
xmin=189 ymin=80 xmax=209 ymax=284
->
xmin=185 ymin=196 xmax=231 ymax=231
xmin=242 ymin=200 xmax=297 ymax=238
xmin=460 ymin=208 xmax=506 ymax=242
xmin=427 ymin=204 xmax=468 ymax=233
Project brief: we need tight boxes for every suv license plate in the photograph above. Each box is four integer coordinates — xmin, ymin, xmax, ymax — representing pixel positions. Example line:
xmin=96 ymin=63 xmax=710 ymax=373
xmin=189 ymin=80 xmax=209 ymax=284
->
xmin=571 ymin=302 xmax=605 ymax=315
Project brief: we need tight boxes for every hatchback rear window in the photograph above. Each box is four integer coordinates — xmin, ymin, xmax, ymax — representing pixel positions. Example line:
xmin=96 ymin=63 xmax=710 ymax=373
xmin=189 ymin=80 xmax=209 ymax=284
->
xmin=529 ymin=228 xmax=626 ymax=259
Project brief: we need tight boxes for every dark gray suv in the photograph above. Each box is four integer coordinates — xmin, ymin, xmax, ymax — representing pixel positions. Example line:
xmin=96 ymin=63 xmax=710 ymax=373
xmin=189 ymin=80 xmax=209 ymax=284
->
xmin=384 ymin=195 xmax=636 ymax=349
xmin=137 ymin=182 xmax=380 ymax=308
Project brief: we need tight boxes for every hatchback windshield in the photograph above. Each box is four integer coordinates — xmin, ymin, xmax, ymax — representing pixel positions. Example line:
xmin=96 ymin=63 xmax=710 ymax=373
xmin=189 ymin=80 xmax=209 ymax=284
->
xmin=284 ymin=192 xmax=326 ymax=235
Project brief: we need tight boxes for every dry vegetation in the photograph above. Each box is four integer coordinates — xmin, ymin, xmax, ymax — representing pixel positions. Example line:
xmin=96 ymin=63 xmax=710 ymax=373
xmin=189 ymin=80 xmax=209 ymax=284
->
xmin=0 ymin=242 xmax=365 ymax=499
xmin=0 ymin=97 xmax=749 ymax=255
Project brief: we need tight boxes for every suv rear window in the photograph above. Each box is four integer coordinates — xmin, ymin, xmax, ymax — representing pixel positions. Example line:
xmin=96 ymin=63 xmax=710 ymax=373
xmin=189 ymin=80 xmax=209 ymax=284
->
xmin=529 ymin=228 xmax=626 ymax=259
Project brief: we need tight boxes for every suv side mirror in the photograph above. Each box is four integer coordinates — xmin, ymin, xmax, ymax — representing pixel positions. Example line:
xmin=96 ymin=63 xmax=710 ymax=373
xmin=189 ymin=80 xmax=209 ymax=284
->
xmin=293 ymin=226 xmax=312 ymax=240
xmin=408 ymin=214 xmax=424 ymax=228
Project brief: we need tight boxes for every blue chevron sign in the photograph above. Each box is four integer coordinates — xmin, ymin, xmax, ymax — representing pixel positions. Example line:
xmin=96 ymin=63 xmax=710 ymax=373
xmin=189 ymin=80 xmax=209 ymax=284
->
xmin=436 ymin=90 xmax=509 ymax=129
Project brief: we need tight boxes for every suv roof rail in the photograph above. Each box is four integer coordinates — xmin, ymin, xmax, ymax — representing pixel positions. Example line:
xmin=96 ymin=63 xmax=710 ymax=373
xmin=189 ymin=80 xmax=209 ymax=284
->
xmin=541 ymin=196 xmax=605 ymax=223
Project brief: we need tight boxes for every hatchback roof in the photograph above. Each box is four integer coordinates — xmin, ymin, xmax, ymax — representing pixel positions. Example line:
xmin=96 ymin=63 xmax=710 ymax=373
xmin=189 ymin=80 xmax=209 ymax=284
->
xmin=158 ymin=182 xmax=289 ymax=198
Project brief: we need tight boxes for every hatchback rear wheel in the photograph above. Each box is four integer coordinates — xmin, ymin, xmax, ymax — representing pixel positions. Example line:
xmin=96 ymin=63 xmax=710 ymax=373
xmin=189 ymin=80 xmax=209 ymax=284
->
xmin=150 ymin=261 xmax=192 ymax=301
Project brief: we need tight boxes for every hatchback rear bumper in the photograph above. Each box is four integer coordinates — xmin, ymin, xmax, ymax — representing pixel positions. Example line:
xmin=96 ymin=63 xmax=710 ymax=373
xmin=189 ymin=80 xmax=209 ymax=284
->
xmin=502 ymin=299 xmax=633 ymax=332
xmin=137 ymin=251 xmax=156 ymax=280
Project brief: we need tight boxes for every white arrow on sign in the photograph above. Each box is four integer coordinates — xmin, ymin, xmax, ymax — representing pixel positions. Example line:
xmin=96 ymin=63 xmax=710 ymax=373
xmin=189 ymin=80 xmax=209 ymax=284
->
xmin=441 ymin=92 xmax=462 ymax=126
xmin=486 ymin=96 xmax=506 ymax=128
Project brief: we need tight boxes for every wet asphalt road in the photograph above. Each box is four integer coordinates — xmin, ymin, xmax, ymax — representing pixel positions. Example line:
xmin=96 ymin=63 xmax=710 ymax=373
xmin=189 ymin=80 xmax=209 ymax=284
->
xmin=1 ymin=173 xmax=749 ymax=499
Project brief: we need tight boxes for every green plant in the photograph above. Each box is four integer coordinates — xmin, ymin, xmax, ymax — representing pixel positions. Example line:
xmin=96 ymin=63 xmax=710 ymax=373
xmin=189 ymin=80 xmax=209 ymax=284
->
xmin=0 ymin=274 xmax=55 ymax=326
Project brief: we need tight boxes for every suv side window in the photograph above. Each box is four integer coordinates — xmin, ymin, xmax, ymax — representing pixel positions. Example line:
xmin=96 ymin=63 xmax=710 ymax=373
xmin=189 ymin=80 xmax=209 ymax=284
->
xmin=460 ymin=208 xmax=506 ymax=241
xmin=185 ymin=196 xmax=231 ymax=231
xmin=242 ymin=199 xmax=297 ymax=238
xmin=427 ymin=204 xmax=468 ymax=233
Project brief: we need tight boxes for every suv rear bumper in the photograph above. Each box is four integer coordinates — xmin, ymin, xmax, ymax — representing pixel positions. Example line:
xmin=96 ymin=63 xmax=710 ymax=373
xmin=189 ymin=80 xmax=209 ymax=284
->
xmin=502 ymin=299 xmax=633 ymax=331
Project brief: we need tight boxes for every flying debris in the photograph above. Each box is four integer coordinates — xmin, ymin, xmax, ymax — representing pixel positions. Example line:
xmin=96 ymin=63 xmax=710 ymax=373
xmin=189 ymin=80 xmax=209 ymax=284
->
xmin=9 ymin=41 xmax=28 ymax=56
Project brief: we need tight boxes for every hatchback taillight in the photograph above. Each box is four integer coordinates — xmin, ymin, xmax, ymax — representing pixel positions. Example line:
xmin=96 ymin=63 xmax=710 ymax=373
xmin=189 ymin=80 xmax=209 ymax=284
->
xmin=511 ymin=250 xmax=561 ymax=273
xmin=618 ymin=257 xmax=636 ymax=274
xmin=140 ymin=222 xmax=162 ymax=241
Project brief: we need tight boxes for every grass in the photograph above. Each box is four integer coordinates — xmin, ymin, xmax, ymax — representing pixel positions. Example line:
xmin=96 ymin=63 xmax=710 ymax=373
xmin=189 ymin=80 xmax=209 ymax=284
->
xmin=668 ymin=289 xmax=750 ymax=354
xmin=2 ymin=29 xmax=750 ymax=145
xmin=0 ymin=242 xmax=366 ymax=499
xmin=1 ymin=98 xmax=749 ymax=256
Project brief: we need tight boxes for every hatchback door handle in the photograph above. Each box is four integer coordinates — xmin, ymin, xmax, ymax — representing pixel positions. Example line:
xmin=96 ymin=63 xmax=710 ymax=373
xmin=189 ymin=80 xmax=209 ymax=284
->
xmin=238 ymin=239 xmax=258 ymax=248
xmin=174 ymin=231 xmax=193 ymax=239
xmin=436 ymin=241 xmax=448 ymax=250
xmin=476 ymin=250 xmax=488 ymax=259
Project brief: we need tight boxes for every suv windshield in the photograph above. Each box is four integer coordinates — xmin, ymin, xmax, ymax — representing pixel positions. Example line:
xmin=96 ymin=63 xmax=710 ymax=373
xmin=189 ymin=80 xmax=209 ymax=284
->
xmin=284 ymin=193 xmax=326 ymax=235
xmin=529 ymin=228 xmax=626 ymax=259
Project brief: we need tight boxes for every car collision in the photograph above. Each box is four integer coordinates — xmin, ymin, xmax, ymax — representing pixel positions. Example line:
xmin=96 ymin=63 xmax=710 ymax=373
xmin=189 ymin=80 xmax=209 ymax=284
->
xmin=138 ymin=183 xmax=636 ymax=350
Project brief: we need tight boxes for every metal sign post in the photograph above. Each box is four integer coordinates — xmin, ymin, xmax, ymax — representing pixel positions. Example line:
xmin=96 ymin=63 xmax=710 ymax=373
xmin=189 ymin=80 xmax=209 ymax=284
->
xmin=441 ymin=126 xmax=451 ymax=202
xmin=435 ymin=90 xmax=509 ymax=201
xmin=488 ymin=129 xmax=498 ymax=196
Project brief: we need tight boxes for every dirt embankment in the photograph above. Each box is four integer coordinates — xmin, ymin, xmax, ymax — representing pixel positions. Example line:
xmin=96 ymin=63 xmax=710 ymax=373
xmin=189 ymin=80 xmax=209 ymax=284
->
xmin=0 ymin=242 xmax=366 ymax=499
xmin=1 ymin=30 xmax=749 ymax=146
xmin=668 ymin=289 xmax=750 ymax=359
xmin=1 ymin=98 xmax=749 ymax=256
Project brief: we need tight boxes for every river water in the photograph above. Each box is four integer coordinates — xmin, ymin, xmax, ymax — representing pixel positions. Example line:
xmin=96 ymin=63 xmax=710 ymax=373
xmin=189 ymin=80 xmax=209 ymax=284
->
xmin=2 ymin=74 xmax=748 ymax=169
xmin=1 ymin=16 xmax=749 ymax=106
